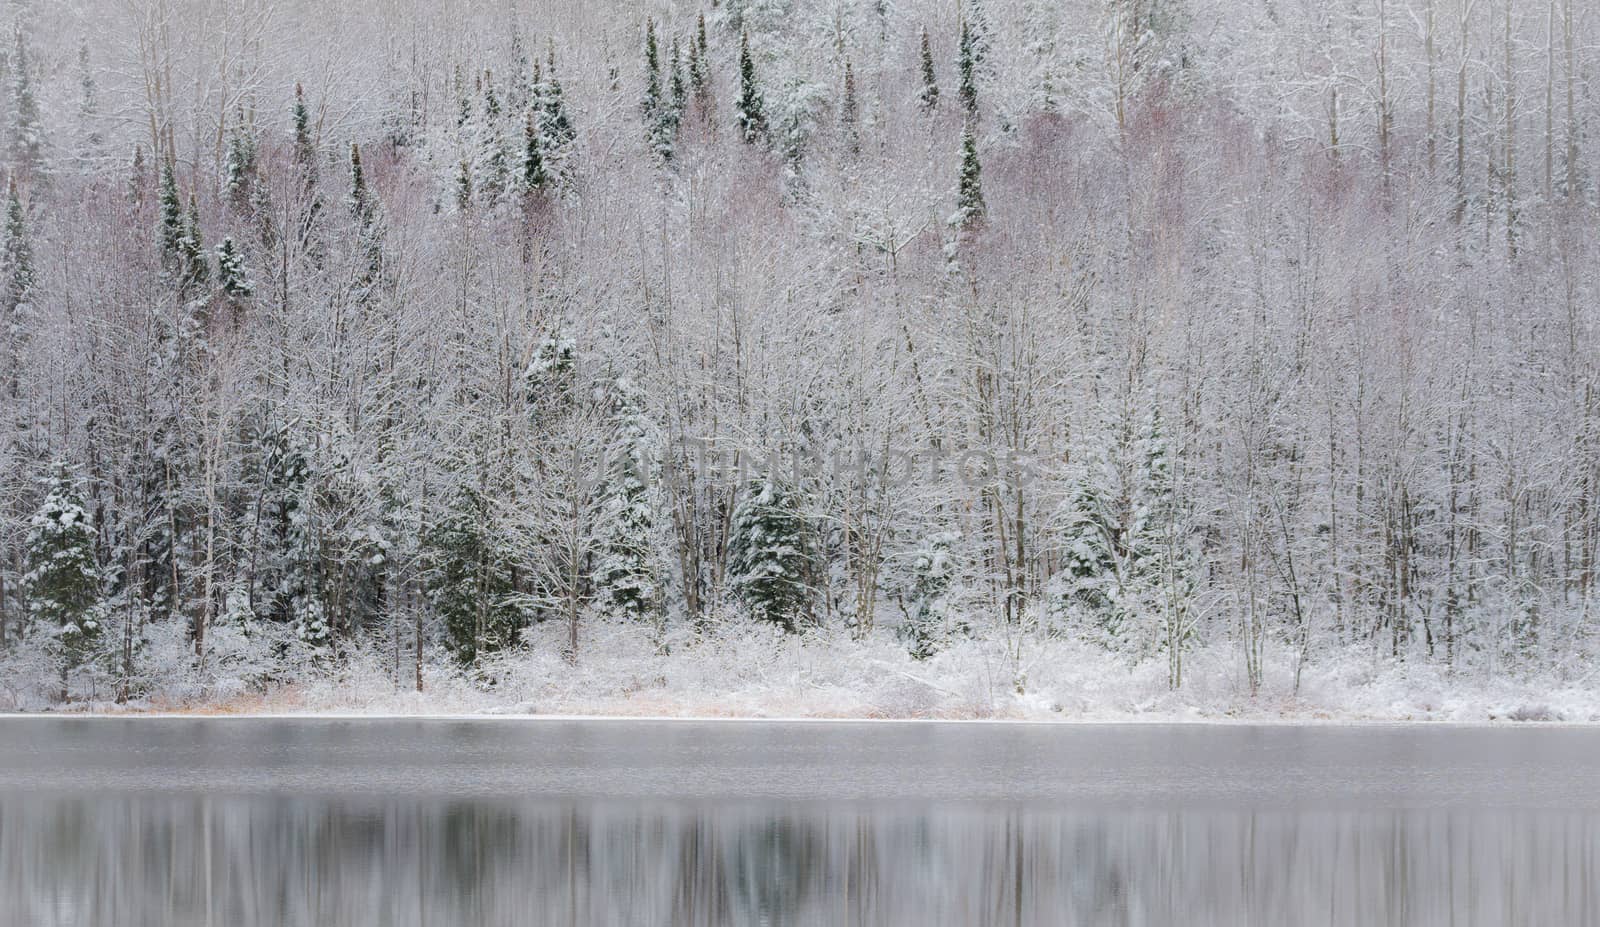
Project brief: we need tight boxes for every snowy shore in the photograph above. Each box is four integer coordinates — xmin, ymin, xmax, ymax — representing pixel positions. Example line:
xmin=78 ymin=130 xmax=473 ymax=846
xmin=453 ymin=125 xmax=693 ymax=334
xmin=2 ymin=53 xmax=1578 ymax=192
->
xmin=12 ymin=619 xmax=1597 ymax=724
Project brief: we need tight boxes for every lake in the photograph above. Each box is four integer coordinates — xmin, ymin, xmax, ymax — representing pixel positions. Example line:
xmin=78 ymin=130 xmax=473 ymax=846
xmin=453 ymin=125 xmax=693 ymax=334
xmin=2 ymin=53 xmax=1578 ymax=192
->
xmin=0 ymin=719 xmax=1596 ymax=926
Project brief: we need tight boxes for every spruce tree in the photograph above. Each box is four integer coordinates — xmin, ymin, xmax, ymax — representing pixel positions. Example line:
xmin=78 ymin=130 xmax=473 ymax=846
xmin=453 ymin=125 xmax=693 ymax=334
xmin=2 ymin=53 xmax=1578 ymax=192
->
xmin=290 ymin=83 xmax=323 ymax=249
xmin=348 ymin=143 xmax=382 ymax=288
xmin=668 ymin=38 xmax=686 ymax=127
xmin=291 ymin=83 xmax=318 ymax=188
xmin=423 ymin=483 xmax=524 ymax=667
xmin=128 ymin=145 xmax=148 ymax=207
xmin=728 ymin=478 xmax=812 ymax=631
xmin=455 ymin=158 xmax=473 ymax=212
xmin=180 ymin=195 xmax=209 ymax=295
xmin=954 ymin=124 xmax=985 ymax=228
xmin=957 ymin=19 xmax=979 ymax=120
xmin=689 ymin=14 xmax=711 ymax=112
xmin=593 ymin=377 xmax=660 ymax=620
xmin=918 ymin=27 xmax=940 ymax=110
xmin=216 ymin=236 xmax=252 ymax=300
xmin=540 ymin=44 xmax=575 ymax=151
xmin=8 ymin=27 xmax=42 ymax=176
xmin=641 ymin=18 xmax=662 ymax=133
xmin=2 ymin=176 xmax=32 ymax=326
xmin=735 ymin=30 xmax=767 ymax=144
xmin=157 ymin=160 xmax=183 ymax=270
xmin=223 ymin=118 xmax=258 ymax=212
xmin=347 ymin=142 xmax=372 ymax=223
xmin=840 ymin=60 xmax=860 ymax=157
xmin=22 ymin=463 xmax=106 ymax=695
xmin=77 ymin=38 xmax=102 ymax=156
xmin=522 ymin=109 xmax=547 ymax=192
xmin=900 ymin=531 xmax=958 ymax=659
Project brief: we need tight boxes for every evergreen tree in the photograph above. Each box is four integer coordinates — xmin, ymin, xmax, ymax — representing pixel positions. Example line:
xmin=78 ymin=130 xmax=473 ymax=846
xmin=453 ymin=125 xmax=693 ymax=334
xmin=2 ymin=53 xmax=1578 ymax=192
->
xmin=735 ymin=30 xmax=767 ymax=144
xmin=482 ymin=70 xmax=501 ymax=120
xmin=1 ymin=176 xmax=31 ymax=327
xmin=77 ymin=38 xmax=102 ymax=156
xmin=291 ymin=83 xmax=317 ymax=187
xmin=180 ymin=195 xmax=209 ymax=295
xmin=478 ymin=71 xmax=510 ymax=203
xmin=22 ymin=463 xmax=106 ymax=694
xmin=899 ymin=531 xmax=958 ymax=659
xmin=593 ymin=377 xmax=661 ymax=620
xmin=157 ymin=160 xmax=183 ymax=269
xmin=641 ymin=18 xmax=662 ymax=137
xmin=423 ymin=483 xmax=524 ymax=667
xmin=522 ymin=109 xmax=547 ymax=193
xmin=540 ymin=45 xmax=576 ymax=151
xmin=964 ymin=0 xmax=993 ymax=69
xmin=954 ymin=124 xmax=985 ymax=228
xmin=290 ymin=83 xmax=323 ymax=249
xmin=216 ymin=236 xmax=252 ymax=300
xmin=347 ymin=142 xmax=372 ymax=223
xmin=223 ymin=117 xmax=258 ymax=212
xmin=918 ymin=27 xmax=940 ymax=110
xmin=689 ymin=14 xmax=711 ymax=113
xmin=840 ymin=60 xmax=860 ymax=158
xmin=455 ymin=158 xmax=473 ymax=212
xmin=347 ymin=143 xmax=383 ymax=288
xmin=957 ymin=19 xmax=979 ymax=120
xmin=641 ymin=21 xmax=679 ymax=162
xmin=8 ymin=27 xmax=42 ymax=176
xmin=728 ymin=478 xmax=812 ymax=631
xmin=1053 ymin=410 xmax=1190 ymax=651
xmin=668 ymin=37 xmax=686 ymax=128
xmin=128 ymin=145 xmax=148 ymax=208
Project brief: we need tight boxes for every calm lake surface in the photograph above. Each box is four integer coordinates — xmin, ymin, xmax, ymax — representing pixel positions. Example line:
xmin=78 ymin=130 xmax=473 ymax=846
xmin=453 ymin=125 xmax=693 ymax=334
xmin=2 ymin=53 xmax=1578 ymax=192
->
xmin=0 ymin=719 xmax=1596 ymax=926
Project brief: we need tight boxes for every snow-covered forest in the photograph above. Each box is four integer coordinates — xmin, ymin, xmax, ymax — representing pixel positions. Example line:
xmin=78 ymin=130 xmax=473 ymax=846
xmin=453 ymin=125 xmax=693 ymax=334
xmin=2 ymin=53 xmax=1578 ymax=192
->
xmin=1 ymin=0 xmax=1598 ymax=716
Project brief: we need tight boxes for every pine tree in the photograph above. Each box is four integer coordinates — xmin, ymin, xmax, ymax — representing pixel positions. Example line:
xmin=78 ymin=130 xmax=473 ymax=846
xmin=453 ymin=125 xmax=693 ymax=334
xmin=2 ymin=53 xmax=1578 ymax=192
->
xmin=1 ymin=176 xmax=32 ymax=327
xmin=918 ymin=27 xmax=940 ymax=110
xmin=593 ymin=377 xmax=661 ymax=620
xmin=735 ymin=30 xmax=767 ymax=144
xmin=957 ymin=19 xmax=979 ymax=120
xmin=728 ymin=478 xmax=812 ymax=631
xmin=22 ymin=463 xmax=106 ymax=695
xmin=954 ymin=124 xmax=985 ymax=228
xmin=840 ymin=60 xmax=860 ymax=158
xmin=8 ymin=27 xmax=42 ymax=176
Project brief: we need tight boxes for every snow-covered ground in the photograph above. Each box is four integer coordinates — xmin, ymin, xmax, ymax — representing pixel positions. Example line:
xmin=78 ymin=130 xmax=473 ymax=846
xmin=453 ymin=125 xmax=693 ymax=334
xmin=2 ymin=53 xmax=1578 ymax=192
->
xmin=19 ymin=618 xmax=1598 ymax=723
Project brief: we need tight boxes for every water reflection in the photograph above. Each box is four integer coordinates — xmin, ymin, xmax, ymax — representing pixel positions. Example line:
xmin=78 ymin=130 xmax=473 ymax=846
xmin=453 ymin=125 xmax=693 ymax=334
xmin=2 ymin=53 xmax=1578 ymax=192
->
xmin=2 ymin=797 xmax=1595 ymax=927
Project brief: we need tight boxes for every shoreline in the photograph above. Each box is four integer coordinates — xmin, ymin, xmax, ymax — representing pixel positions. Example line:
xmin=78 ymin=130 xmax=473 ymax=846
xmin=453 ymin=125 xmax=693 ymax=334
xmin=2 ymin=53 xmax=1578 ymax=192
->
xmin=3 ymin=709 xmax=1594 ymax=727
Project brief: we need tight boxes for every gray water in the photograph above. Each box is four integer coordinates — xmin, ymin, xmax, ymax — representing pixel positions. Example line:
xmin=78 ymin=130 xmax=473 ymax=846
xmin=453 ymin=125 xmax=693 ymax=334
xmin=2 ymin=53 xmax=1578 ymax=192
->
xmin=0 ymin=719 xmax=1596 ymax=926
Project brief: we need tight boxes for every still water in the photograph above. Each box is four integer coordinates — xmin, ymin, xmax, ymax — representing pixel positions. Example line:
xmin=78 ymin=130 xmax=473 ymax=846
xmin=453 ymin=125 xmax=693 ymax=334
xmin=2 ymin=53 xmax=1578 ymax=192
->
xmin=0 ymin=719 xmax=1596 ymax=926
